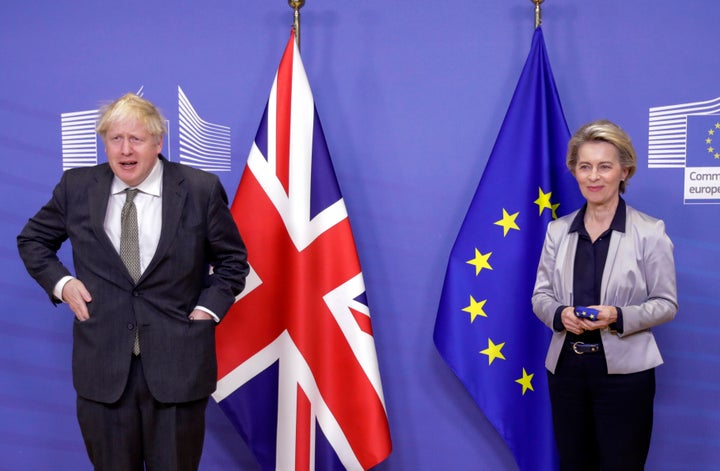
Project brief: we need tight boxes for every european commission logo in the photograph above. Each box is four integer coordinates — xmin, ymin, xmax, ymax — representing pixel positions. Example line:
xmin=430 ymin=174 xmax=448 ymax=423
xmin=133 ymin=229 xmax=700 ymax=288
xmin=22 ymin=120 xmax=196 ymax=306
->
xmin=648 ymin=96 xmax=720 ymax=204
xmin=60 ymin=86 xmax=231 ymax=174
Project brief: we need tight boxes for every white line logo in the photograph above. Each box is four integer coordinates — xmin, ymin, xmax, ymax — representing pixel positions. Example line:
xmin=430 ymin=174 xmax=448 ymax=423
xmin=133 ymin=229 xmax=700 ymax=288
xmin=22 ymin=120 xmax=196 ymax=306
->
xmin=60 ymin=110 xmax=99 ymax=170
xmin=178 ymin=86 xmax=231 ymax=172
xmin=60 ymin=86 xmax=231 ymax=174
xmin=649 ymin=97 xmax=720 ymax=204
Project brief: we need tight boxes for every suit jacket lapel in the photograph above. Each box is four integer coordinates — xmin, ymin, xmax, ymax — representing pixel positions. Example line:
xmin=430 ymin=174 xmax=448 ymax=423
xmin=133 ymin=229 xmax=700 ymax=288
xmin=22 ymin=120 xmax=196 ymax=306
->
xmin=88 ymin=166 xmax=124 ymax=266
xmin=601 ymin=226 xmax=623 ymax=304
xmin=560 ymin=231 xmax=578 ymax=306
xmin=141 ymin=161 xmax=187 ymax=281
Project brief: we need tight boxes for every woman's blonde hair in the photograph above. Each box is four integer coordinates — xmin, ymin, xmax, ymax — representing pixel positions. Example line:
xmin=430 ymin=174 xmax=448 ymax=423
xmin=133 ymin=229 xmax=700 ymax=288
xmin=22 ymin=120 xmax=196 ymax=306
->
xmin=567 ymin=119 xmax=637 ymax=194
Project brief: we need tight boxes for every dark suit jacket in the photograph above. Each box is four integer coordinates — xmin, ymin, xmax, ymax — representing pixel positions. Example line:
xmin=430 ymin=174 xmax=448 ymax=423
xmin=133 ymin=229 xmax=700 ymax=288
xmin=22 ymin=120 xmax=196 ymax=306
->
xmin=18 ymin=157 xmax=248 ymax=404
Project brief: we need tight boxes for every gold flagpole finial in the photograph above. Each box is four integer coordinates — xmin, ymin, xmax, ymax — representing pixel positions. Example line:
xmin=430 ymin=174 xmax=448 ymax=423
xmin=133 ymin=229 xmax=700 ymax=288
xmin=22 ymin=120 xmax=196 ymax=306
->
xmin=289 ymin=0 xmax=306 ymax=49
xmin=532 ymin=0 xmax=544 ymax=28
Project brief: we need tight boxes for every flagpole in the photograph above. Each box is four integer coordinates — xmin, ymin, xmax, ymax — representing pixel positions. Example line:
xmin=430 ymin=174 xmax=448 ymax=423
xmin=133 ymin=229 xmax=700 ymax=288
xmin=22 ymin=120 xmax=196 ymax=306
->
xmin=289 ymin=0 xmax=305 ymax=49
xmin=532 ymin=0 xmax=544 ymax=28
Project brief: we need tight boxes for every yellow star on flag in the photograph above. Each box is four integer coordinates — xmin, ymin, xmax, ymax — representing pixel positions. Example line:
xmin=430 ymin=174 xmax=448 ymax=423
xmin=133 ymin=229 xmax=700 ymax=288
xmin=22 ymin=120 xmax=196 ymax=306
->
xmin=515 ymin=368 xmax=535 ymax=395
xmin=466 ymin=248 xmax=493 ymax=276
xmin=479 ymin=338 xmax=506 ymax=365
xmin=494 ymin=209 xmax=520 ymax=237
xmin=462 ymin=296 xmax=488 ymax=323
xmin=535 ymin=187 xmax=561 ymax=220
xmin=551 ymin=202 xmax=560 ymax=220
xmin=534 ymin=187 xmax=554 ymax=216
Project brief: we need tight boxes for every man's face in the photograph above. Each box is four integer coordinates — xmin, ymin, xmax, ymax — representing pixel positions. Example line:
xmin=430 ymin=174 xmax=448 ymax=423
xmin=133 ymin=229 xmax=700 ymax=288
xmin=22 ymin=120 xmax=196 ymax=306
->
xmin=103 ymin=118 xmax=162 ymax=187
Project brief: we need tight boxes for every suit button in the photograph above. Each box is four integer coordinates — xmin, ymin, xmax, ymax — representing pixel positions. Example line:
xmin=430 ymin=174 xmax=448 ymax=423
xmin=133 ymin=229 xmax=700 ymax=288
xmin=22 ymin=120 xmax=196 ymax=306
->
xmin=127 ymin=323 xmax=135 ymax=330
xmin=132 ymin=291 xmax=140 ymax=297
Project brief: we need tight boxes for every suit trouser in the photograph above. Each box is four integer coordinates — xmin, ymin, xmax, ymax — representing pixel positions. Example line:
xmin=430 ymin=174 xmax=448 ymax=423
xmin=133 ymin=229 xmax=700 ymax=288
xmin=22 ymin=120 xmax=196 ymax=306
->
xmin=76 ymin=355 xmax=209 ymax=471
xmin=547 ymin=342 xmax=655 ymax=471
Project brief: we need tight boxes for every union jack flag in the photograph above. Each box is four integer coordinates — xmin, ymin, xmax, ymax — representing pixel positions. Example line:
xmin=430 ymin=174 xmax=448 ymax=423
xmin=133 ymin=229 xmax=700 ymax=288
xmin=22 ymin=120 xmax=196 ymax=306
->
xmin=213 ymin=31 xmax=392 ymax=471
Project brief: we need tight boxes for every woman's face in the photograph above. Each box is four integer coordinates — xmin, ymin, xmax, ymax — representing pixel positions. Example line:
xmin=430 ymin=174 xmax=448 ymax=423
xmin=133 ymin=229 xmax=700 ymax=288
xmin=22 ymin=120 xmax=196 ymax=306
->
xmin=574 ymin=141 xmax=629 ymax=207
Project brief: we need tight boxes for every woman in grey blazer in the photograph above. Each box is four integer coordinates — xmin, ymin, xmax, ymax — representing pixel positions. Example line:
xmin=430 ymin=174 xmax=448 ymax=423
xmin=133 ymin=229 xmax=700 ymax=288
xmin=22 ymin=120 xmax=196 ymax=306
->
xmin=532 ymin=120 xmax=678 ymax=470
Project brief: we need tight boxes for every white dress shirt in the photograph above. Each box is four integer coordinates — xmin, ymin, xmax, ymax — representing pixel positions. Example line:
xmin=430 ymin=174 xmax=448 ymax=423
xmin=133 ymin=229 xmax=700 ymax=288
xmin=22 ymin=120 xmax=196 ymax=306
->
xmin=104 ymin=158 xmax=163 ymax=271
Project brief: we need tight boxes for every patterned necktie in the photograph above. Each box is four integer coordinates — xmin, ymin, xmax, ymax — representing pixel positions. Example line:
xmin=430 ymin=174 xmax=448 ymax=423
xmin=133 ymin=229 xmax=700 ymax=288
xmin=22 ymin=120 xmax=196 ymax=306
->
xmin=120 ymin=188 xmax=141 ymax=355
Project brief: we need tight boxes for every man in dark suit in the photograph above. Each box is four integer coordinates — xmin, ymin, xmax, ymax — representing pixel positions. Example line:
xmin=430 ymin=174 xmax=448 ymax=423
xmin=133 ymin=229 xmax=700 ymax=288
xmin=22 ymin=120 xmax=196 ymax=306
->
xmin=17 ymin=93 xmax=249 ymax=470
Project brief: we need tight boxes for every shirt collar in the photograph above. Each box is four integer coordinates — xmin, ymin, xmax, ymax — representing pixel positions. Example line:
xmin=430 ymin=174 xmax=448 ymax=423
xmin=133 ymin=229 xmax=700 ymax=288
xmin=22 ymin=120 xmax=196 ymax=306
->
xmin=569 ymin=197 xmax=627 ymax=233
xmin=111 ymin=158 xmax=163 ymax=197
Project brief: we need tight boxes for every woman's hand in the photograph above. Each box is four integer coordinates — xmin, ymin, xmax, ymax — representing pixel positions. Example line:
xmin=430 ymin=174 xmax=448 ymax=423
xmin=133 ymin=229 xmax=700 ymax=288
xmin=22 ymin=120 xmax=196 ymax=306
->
xmin=578 ymin=305 xmax=618 ymax=331
xmin=561 ymin=306 xmax=586 ymax=335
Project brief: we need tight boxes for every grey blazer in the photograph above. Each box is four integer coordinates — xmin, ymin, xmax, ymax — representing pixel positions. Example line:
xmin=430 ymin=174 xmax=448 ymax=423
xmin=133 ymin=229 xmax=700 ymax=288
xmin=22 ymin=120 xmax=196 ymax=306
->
xmin=532 ymin=204 xmax=678 ymax=374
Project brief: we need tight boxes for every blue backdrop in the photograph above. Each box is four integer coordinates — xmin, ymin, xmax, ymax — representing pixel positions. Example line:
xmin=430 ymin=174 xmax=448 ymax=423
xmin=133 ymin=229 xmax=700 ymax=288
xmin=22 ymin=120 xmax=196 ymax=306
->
xmin=1 ymin=1 xmax=718 ymax=469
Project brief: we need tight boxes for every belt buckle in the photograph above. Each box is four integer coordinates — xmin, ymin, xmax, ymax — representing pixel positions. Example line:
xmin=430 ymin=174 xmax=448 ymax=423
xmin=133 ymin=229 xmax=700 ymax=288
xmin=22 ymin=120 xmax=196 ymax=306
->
xmin=572 ymin=342 xmax=598 ymax=354
xmin=571 ymin=342 xmax=600 ymax=355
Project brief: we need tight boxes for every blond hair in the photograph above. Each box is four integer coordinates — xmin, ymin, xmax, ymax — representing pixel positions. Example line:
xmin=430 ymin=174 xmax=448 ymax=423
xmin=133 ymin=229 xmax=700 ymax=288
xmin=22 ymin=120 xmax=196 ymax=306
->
xmin=567 ymin=119 xmax=637 ymax=194
xmin=96 ymin=93 xmax=166 ymax=142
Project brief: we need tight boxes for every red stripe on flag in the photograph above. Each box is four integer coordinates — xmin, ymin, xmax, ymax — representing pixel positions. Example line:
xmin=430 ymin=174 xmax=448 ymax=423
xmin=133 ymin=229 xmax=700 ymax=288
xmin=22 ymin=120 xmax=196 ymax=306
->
xmin=275 ymin=31 xmax=294 ymax=194
xmin=295 ymin=386 xmax=311 ymax=471
xmin=350 ymin=307 xmax=374 ymax=336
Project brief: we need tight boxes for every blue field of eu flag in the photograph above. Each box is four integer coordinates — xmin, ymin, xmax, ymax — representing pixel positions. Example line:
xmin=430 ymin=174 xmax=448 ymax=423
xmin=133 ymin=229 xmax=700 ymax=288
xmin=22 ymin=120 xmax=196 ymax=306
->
xmin=433 ymin=27 xmax=583 ymax=471
xmin=686 ymin=114 xmax=720 ymax=167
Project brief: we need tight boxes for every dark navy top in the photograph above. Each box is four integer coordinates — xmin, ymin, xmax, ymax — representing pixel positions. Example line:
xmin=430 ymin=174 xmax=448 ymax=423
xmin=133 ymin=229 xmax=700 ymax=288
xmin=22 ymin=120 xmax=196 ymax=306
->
xmin=553 ymin=198 xmax=626 ymax=341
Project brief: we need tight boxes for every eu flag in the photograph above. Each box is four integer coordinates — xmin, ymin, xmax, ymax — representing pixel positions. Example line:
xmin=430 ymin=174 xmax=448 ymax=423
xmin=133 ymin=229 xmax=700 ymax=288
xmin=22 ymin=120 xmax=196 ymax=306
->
xmin=686 ymin=114 xmax=720 ymax=167
xmin=433 ymin=27 xmax=582 ymax=471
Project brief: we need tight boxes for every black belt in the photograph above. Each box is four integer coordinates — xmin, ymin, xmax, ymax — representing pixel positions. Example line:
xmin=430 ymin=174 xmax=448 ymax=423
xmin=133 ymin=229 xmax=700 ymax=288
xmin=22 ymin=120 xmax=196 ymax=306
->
xmin=570 ymin=341 xmax=600 ymax=354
